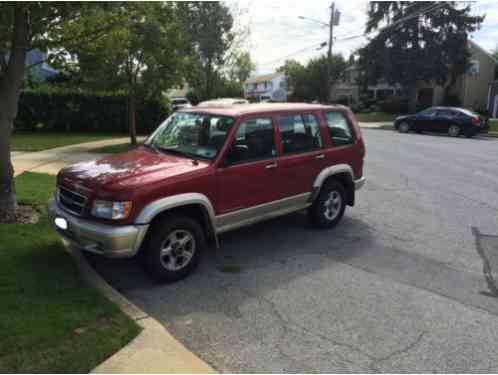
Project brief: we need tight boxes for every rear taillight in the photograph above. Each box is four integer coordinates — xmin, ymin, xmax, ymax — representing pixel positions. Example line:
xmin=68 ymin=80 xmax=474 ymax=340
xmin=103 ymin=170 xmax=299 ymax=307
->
xmin=472 ymin=117 xmax=480 ymax=126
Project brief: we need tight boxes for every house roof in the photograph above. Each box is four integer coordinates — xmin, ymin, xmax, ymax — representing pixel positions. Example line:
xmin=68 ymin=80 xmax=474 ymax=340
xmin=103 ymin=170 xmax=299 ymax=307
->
xmin=469 ymin=39 xmax=497 ymax=65
xmin=179 ymin=102 xmax=347 ymax=117
xmin=245 ymin=73 xmax=283 ymax=85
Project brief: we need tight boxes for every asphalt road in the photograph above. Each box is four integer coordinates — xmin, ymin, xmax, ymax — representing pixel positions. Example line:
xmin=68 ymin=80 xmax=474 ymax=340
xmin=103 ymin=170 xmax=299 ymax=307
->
xmin=95 ymin=129 xmax=498 ymax=372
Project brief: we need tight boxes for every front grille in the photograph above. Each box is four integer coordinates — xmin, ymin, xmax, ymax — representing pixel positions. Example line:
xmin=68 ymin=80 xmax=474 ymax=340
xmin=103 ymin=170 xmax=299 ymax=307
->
xmin=58 ymin=186 xmax=87 ymax=216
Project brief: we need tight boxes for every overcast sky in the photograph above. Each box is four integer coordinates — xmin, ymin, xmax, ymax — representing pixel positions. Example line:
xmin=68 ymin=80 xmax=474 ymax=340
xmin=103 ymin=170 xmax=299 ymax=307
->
xmin=233 ymin=0 xmax=498 ymax=75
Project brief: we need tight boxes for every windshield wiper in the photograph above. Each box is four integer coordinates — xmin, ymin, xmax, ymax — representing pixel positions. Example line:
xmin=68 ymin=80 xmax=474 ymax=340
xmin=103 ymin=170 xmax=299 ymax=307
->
xmin=157 ymin=147 xmax=211 ymax=162
xmin=143 ymin=143 xmax=159 ymax=153
xmin=157 ymin=147 xmax=193 ymax=159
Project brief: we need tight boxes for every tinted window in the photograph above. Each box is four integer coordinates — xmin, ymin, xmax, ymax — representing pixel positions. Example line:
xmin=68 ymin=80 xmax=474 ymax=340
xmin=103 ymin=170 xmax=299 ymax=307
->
xmin=457 ymin=108 xmax=479 ymax=117
xmin=437 ymin=110 xmax=455 ymax=118
xmin=225 ymin=117 xmax=275 ymax=164
xmin=324 ymin=112 xmax=354 ymax=146
xmin=419 ymin=108 xmax=437 ymax=116
xmin=278 ymin=114 xmax=323 ymax=155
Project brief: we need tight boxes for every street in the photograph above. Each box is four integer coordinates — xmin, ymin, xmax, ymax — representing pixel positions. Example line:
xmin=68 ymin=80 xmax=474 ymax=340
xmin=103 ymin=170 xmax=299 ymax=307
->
xmin=95 ymin=129 xmax=498 ymax=372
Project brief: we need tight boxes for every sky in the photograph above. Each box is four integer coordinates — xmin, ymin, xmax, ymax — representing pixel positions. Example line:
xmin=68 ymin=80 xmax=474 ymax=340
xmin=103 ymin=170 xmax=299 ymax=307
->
xmin=232 ymin=0 xmax=498 ymax=75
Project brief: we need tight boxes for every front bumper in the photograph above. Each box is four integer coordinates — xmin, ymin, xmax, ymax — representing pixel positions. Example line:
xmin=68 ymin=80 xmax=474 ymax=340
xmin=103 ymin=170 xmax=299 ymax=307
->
xmin=48 ymin=199 xmax=148 ymax=258
xmin=354 ymin=177 xmax=366 ymax=190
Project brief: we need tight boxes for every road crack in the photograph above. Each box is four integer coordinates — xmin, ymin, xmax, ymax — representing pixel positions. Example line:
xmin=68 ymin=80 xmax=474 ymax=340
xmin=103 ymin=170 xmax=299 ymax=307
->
xmin=369 ymin=331 xmax=426 ymax=371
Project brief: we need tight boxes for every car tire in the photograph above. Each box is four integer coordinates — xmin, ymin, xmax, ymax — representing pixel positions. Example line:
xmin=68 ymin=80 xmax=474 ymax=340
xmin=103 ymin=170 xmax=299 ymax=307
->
xmin=309 ymin=179 xmax=347 ymax=229
xmin=398 ymin=121 xmax=410 ymax=133
xmin=464 ymin=128 xmax=476 ymax=138
xmin=142 ymin=215 xmax=205 ymax=282
xmin=448 ymin=124 xmax=461 ymax=137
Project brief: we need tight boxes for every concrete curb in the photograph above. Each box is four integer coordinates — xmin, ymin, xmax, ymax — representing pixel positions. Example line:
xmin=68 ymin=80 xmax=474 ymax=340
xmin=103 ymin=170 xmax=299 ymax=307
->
xmin=68 ymin=246 xmax=215 ymax=374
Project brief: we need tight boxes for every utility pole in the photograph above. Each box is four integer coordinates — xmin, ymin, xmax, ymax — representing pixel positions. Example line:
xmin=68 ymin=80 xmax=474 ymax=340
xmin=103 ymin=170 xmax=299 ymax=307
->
xmin=326 ymin=2 xmax=335 ymax=103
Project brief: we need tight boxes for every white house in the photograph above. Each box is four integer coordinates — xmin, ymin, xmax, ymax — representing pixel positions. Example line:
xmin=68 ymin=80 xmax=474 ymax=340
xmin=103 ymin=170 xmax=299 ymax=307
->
xmin=244 ymin=73 xmax=288 ymax=102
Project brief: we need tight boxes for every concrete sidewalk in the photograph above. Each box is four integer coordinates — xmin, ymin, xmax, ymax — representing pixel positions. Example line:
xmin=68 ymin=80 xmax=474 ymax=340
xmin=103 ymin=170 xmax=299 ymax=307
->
xmin=12 ymin=137 xmax=145 ymax=177
xmin=359 ymin=121 xmax=392 ymax=128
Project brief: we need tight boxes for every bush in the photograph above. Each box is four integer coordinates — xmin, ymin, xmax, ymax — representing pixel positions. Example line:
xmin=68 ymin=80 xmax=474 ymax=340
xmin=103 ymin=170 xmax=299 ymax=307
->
xmin=377 ymin=96 xmax=408 ymax=114
xmin=333 ymin=96 xmax=350 ymax=106
xmin=15 ymin=88 xmax=169 ymax=134
xmin=442 ymin=95 xmax=461 ymax=107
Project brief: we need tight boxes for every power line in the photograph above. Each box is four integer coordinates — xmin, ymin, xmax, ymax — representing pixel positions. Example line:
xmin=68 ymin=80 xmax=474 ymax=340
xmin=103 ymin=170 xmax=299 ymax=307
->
xmin=257 ymin=2 xmax=447 ymax=69
xmin=258 ymin=41 xmax=327 ymax=67
xmin=334 ymin=2 xmax=445 ymax=43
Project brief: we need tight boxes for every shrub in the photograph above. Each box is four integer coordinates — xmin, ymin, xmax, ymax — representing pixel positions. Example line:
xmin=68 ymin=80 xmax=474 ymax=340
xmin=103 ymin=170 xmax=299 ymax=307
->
xmin=377 ymin=96 xmax=408 ymax=114
xmin=333 ymin=96 xmax=350 ymax=106
xmin=15 ymin=88 xmax=169 ymax=134
xmin=442 ymin=94 xmax=461 ymax=107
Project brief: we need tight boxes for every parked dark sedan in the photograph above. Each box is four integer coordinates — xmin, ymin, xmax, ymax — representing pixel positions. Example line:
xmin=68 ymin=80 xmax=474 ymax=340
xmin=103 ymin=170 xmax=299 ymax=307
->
xmin=394 ymin=107 xmax=489 ymax=138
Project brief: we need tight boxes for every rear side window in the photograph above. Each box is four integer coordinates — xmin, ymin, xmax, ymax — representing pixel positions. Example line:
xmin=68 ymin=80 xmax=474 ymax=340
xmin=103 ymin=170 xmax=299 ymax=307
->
xmin=225 ymin=117 xmax=275 ymax=164
xmin=278 ymin=114 xmax=322 ymax=155
xmin=324 ymin=112 xmax=355 ymax=146
xmin=437 ymin=110 xmax=455 ymax=118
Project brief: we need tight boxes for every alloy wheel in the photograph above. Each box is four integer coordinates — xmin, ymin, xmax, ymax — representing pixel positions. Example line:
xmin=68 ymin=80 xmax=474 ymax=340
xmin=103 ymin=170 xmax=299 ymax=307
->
xmin=323 ymin=190 xmax=342 ymax=221
xmin=398 ymin=122 xmax=410 ymax=133
xmin=159 ymin=230 xmax=196 ymax=271
xmin=448 ymin=125 xmax=460 ymax=137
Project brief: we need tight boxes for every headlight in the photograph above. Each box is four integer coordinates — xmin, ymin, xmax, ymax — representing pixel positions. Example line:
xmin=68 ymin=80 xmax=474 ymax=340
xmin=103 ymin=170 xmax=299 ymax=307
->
xmin=91 ymin=200 xmax=132 ymax=220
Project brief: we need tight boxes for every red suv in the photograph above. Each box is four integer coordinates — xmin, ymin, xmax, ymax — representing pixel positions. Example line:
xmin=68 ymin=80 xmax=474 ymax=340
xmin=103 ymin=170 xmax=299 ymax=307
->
xmin=49 ymin=103 xmax=366 ymax=282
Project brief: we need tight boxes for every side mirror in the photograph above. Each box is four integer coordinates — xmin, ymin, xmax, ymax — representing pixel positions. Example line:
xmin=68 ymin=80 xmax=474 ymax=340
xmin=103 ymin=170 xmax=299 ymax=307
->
xmin=224 ymin=144 xmax=249 ymax=166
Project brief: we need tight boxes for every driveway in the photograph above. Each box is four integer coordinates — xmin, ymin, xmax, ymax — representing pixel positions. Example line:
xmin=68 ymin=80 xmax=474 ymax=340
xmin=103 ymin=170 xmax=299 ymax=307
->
xmin=95 ymin=130 xmax=498 ymax=372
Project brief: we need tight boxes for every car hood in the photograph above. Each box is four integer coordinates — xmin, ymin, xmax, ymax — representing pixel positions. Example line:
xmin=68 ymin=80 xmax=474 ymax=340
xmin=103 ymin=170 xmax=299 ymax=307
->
xmin=395 ymin=115 xmax=413 ymax=122
xmin=58 ymin=147 xmax=209 ymax=193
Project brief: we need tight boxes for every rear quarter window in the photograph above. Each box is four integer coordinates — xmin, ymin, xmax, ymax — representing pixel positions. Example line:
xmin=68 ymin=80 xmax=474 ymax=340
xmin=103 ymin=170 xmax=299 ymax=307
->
xmin=323 ymin=111 xmax=355 ymax=146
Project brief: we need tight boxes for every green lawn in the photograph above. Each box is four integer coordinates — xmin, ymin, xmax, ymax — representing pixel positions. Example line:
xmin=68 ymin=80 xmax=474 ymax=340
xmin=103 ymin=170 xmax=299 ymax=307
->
xmin=0 ymin=172 xmax=140 ymax=373
xmin=490 ymin=119 xmax=498 ymax=132
xmin=354 ymin=112 xmax=398 ymax=123
xmin=11 ymin=132 xmax=120 ymax=152
xmin=91 ymin=142 xmax=141 ymax=154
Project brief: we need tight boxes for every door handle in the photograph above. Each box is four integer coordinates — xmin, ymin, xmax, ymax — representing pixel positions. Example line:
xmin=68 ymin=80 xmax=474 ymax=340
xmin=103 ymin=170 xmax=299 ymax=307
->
xmin=315 ymin=154 xmax=325 ymax=160
xmin=265 ymin=162 xmax=278 ymax=169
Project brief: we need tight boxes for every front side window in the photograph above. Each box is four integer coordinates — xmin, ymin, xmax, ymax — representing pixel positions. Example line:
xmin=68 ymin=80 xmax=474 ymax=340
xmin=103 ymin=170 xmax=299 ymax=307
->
xmin=225 ymin=117 xmax=275 ymax=165
xmin=278 ymin=114 xmax=322 ymax=155
xmin=324 ymin=112 xmax=355 ymax=146
xmin=146 ymin=112 xmax=235 ymax=160
xmin=419 ymin=108 xmax=437 ymax=117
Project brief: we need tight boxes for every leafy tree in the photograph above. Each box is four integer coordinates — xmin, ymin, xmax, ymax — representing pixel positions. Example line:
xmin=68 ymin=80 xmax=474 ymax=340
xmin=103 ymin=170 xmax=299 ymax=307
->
xmin=61 ymin=3 xmax=186 ymax=145
xmin=0 ymin=3 xmax=117 ymax=220
xmin=187 ymin=73 xmax=244 ymax=104
xmin=278 ymin=54 xmax=346 ymax=102
xmin=178 ymin=2 xmax=235 ymax=99
xmin=360 ymin=1 xmax=483 ymax=113
xmin=229 ymin=51 xmax=256 ymax=83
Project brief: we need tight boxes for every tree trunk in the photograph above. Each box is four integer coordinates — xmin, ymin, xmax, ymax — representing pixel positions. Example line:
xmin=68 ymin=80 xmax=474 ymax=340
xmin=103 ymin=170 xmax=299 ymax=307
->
xmin=0 ymin=5 xmax=29 ymax=220
xmin=407 ymin=84 xmax=418 ymax=114
xmin=0 ymin=107 xmax=16 ymax=219
xmin=128 ymin=94 xmax=137 ymax=146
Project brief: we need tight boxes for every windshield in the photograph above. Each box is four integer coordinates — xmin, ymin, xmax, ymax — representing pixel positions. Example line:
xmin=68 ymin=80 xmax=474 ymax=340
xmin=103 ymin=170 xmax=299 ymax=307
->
xmin=146 ymin=112 xmax=235 ymax=160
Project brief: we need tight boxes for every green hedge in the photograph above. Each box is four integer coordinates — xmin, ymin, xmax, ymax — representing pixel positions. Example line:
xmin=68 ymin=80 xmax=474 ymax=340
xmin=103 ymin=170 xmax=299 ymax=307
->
xmin=15 ymin=89 xmax=169 ymax=134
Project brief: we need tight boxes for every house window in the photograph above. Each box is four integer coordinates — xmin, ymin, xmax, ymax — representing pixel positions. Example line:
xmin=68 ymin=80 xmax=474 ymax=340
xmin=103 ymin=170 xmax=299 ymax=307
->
xmin=467 ymin=60 xmax=480 ymax=76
